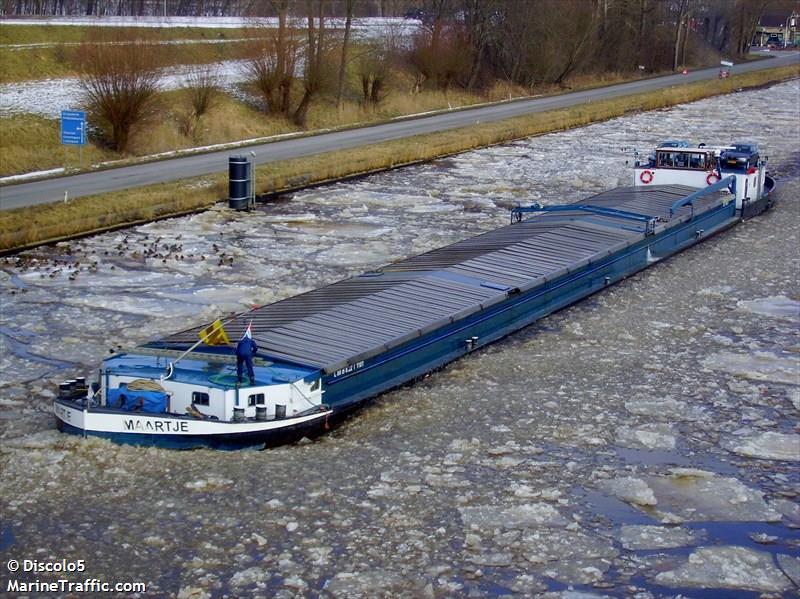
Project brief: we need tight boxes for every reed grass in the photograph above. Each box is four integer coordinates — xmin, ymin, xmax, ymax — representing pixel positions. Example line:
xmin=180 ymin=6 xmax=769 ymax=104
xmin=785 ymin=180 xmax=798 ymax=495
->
xmin=1 ymin=64 xmax=796 ymax=253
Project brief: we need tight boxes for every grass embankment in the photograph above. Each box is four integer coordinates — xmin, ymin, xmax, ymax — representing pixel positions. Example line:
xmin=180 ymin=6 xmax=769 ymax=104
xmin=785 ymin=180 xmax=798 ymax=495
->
xmin=1 ymin=64 xmax=797 ymax=253
xmin=0 ymin=80 xmax=532 ymax=176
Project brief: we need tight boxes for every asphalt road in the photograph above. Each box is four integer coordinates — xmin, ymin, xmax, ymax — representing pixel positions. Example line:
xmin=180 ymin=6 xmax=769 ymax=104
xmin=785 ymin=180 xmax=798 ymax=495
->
xmin=1 ymin=53 xmax=797 ymax=211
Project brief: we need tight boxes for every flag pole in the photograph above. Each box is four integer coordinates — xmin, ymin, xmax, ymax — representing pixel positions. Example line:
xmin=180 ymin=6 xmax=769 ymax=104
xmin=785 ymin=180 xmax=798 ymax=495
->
xmin=161 ymin=306 xmax=262 ymax=381
xmin=162 ymin=318 xmax=233 ymax=380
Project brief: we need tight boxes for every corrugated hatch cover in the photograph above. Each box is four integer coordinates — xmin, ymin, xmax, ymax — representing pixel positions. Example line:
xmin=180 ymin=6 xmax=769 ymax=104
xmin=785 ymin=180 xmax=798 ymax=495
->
xmin=155 ymin=185 xmax=723 ymax=373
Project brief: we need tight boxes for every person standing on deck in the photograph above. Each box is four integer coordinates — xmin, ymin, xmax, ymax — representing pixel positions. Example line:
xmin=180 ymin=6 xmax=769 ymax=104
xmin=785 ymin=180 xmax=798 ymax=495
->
xmin=236 ymin=322 xmax=258 ymax=385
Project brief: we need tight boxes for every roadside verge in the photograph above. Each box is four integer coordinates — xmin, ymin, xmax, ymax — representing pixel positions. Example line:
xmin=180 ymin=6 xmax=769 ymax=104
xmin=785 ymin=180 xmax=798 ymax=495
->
xmin=1 ymin=64 xmax=797 ymax=254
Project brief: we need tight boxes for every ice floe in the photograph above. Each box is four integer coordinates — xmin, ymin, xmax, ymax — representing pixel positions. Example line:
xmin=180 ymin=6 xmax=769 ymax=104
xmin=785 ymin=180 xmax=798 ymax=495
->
xmin=599 ymin=477 xmax=657 ymax=507
xmin=725 ymin=431 xmax=800 ymax=461
xmin=654 ymin=546 xmax=793 ymax=593
xmin=737 ymin=295 xmax=800 ymax=320
xmin=521 ymin=528 xmax=618 ymax=584
xmin=619 ymin=524 xmax=706 ymax=550
xmin=615 ymin=423 xmax=677 ymax=450
xmin=601 ymin=470 xmax=781 ymax=523
xmin=459 ymin=503 xmax=569 ymax=530
xmin=703 ymin=351 xmax=800 ymax=385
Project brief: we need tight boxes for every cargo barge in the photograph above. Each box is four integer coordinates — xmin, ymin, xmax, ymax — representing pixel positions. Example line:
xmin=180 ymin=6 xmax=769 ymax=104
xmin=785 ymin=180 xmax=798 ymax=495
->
xmin=54 ymin=141 xmax=776 ymax=449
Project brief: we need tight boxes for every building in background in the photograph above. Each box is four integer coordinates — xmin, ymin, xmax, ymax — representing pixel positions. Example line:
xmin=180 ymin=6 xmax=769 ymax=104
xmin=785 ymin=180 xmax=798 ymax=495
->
xmin=753 ymin=10 xmax=799 ymax=48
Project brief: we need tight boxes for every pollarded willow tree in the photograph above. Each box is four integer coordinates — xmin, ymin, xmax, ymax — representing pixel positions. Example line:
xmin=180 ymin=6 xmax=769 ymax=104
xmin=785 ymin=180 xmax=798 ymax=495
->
xmin=74 ymin=33 xmax=163 ymax=153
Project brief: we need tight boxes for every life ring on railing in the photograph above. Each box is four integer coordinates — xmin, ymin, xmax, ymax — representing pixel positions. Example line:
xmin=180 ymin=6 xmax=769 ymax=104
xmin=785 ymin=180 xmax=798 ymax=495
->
xmin=706 ymin=172 xmax=720 ymax=185
xmin=639 ymin=170 xmax=654 ymax=184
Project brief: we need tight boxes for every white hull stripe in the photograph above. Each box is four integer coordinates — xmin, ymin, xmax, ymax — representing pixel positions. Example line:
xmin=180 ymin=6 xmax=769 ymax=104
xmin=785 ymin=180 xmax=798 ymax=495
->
xmin=54 ymin=403 xmax=329 ymax=436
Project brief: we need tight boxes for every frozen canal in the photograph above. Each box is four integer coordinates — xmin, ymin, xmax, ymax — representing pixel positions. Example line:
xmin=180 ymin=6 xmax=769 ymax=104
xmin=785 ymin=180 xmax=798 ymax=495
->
xmin=1 ymin=81 xmax=799 ymax=598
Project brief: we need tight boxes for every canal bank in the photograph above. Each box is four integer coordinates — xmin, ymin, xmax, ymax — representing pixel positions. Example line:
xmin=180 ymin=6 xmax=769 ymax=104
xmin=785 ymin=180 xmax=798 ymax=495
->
xmin=0 ymin=64 xmax=797 ymax=253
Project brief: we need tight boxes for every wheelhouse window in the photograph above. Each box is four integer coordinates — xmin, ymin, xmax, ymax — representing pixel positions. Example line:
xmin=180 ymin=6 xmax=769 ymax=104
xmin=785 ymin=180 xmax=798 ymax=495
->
xmin=192 ymin=392 xmax=210 ymax=406
xmin=658 ymin=151 xmax=708 ymax=170
xmin=688 ymin=153 xmax=706 ymax=169
xmin=657 ymin=152 xmax=675 ymax=168
xmin=248 ymin=393 xmax=265 ymax=407
xmin=310 ymin=379 xmax=321 ymax=392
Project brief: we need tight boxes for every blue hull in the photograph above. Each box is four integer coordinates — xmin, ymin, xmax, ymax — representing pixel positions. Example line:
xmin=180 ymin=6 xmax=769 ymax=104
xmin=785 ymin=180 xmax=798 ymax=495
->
xmin=323 ymin=200 xmax=739 ymax=411
xmin=64 ymin=179 xmax=774 ymax=449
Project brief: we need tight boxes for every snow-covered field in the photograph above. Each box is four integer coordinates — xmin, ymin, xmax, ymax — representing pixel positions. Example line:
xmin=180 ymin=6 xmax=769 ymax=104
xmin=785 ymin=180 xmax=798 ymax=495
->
xmin=0 ymin=15 xmax=417 ymax=117
xmin=0 ymin=58 xmax=252 ymax=118
xmin=1 ymin=81 xmax=798 ymax=597
xmin=1 ymin=15 xmax=419 ymax=30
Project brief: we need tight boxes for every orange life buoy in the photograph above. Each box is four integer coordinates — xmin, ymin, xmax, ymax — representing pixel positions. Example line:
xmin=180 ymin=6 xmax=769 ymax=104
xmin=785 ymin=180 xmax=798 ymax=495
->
xmin=640 ymin=170 xmax=654 ymax=184
xmin=706 ymin=172 xmax=720 ymax=185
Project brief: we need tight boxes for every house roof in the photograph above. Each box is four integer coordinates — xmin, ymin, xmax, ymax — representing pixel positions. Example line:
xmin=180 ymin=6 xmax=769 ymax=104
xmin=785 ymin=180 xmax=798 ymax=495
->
xmin=759 ymin=11 xmax=795 ymax=28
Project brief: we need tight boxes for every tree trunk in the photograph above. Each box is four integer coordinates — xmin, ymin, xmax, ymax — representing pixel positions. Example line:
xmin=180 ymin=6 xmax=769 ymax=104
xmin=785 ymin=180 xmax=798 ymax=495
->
xmin=672 ymin=0 xmax=687 ymax=70
xmin=336 ymin=0 xmax=355 ymax=108
xmin=293 ymin=90 xmax=312 ymax=127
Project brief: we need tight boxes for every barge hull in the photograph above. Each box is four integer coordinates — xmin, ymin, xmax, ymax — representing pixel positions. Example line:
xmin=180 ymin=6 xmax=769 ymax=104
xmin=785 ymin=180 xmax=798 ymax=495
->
xmin=74 ymin=181 xmax=767 ymax=449
xmin=321 ymin=199 xmax=740 ymax=409
xmin=54 ymin=399 xmax=330 ymax=449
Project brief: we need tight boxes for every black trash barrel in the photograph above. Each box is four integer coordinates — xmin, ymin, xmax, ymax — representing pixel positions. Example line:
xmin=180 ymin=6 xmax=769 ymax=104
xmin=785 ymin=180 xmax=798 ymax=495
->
xmin=228 ymin=155 xmax=252 ymax=210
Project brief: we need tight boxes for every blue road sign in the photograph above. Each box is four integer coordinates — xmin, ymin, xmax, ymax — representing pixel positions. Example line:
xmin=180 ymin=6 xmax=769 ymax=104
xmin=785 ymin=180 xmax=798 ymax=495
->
xmin=61 ymin=110 xmax=86 ymax=145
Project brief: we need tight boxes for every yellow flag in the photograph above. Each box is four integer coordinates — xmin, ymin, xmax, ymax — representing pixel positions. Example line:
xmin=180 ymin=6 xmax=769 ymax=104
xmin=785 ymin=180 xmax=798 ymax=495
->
xmin=199 ymin=319 xmax=230 ymax=346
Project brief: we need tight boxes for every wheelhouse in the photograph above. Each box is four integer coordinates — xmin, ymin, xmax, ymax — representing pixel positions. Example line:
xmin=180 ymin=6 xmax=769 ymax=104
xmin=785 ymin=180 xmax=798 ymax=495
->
xmin=655 ymin=148 xmax=715 ymax=171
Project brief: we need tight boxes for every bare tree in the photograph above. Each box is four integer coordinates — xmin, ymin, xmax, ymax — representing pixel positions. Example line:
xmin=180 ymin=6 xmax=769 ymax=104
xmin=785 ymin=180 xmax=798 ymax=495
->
xmin=293 ymin=0 xmax=335 ymax=126
xmin=185 ymin=65 xmax=220 ymax=118
xmin=727 ymin=0 xmax=769 ymax=56
xmin=178 ymin=65 xmax=220 ymax=138
xmin=336 ymin=0 xmax=356 ymax=107
xmin=243 ymin=1 xmax=300 ymax=116
xmin=672 ymin=0 xmax=689 ymax=70
xmin=74 ymin=32 xmax=162 ymax=152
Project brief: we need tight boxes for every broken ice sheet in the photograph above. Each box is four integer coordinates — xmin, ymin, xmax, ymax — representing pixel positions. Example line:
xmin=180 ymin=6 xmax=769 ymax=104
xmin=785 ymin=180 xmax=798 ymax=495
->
xmin=777 ymin=553 xmax=800 ymax=588
xmin=598 ymin=477 xmax=657 ymax=507
xmin=624 ymin=396 xmax=706 ymax=421
xmin=724 ymin=431 xmax=800 ymax=462
xmin=737 ymin=295 xmax=800 ymax=320
xmin=600 ymin=470 xmax=781 ymax=523
xmin=703 ymin=351 xmax=800 ymax=385
xmin=654 ymin=546 xmax=793 ymax=593
xmin=615 ymin=423 xmax=676 ymax=450
xmin=521 ymin=528 xmax=618 ymax=584
xmin=323 ymin=571 xmax=428 ymax=599
xmin=619 ymin=524 xmax=707 ymax=550
xmin=459 ymin=503 xmax=569 ymax=530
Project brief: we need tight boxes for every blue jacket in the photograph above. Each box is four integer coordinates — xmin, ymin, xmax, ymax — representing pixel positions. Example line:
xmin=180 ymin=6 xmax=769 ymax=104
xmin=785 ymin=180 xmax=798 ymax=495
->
xmin=236 ymin=337 xmax=258 ymax=358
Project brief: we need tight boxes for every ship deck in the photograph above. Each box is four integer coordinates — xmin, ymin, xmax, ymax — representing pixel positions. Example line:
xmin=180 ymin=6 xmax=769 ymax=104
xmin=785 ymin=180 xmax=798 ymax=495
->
xmin=151 ymin=185 xmax=727 ymax=373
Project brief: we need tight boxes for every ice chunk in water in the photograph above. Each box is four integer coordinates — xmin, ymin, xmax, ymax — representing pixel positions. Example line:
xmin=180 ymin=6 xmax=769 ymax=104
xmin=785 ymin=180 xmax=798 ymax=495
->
xmin=737 ymin=295 xmax=800 ymax=320
xmin=619 ymin=524 xmax=706 ymax=550
xmin=615 ymin=424 xmax=676 ymax=450
xmin=725 ymin=431 xmax=800 ymax=461
xmin=521 ymin=528 xmax=618 ymax=584
xmin=654 ymin=546 xmax=793 ymax=592
xmin=604 ymin=470 xmax=781 ymax=523
xmin=323 ymin=571 xmax=425 ymax=598
xmin=703 ymin=351 xmax=800 ymax=385
xmin=459 ymin=503 xmax=569 ymax=530
xmin=777 ymin=554 xmax=800 ymax=588
xmin=599 ymin=477 xmax=657 ymax=506
xmin=624 ymin=396 xmax=704 ymax=421
xmin=228 ymin=566 xmax=269 ymax=587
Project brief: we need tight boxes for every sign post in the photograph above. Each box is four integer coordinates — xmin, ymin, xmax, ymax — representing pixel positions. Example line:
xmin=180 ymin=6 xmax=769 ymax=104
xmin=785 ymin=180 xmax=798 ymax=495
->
xmin=61 ymin=110 xmax=86 ymax=168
